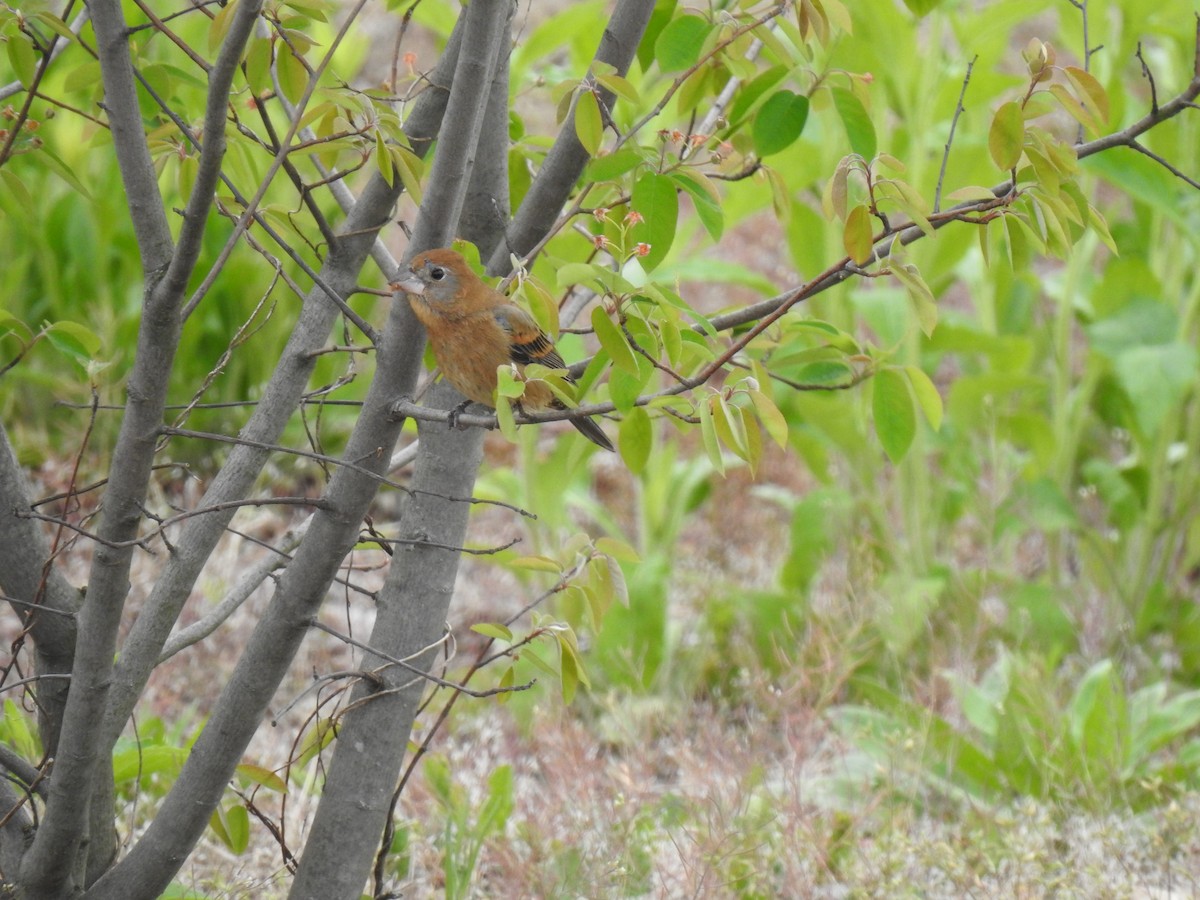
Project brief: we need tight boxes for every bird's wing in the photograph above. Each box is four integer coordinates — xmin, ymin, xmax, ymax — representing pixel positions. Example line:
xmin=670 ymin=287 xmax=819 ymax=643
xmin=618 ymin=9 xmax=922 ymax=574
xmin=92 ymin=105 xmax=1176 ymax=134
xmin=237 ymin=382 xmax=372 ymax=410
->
xmin=493 ymin=304 xmax=567 ymax=370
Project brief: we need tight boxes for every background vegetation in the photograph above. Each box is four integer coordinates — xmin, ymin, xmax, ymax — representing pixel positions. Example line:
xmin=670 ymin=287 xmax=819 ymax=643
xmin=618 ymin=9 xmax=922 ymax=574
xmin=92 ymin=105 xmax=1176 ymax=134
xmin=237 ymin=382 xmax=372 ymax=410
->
xmin=2 ymin=0 xmax=1200 ymax=895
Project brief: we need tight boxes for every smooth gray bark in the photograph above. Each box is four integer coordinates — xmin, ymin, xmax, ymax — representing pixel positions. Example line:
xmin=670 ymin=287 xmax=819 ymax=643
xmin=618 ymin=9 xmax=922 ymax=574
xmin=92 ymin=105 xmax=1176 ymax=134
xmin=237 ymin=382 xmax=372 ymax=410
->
xmin=289 ymin=4 xmax=513 ymax=893
xmin=20 ymin=1 xmax=265 ymax=892
xmin=0 ymin=423 xmax=80 ymax=756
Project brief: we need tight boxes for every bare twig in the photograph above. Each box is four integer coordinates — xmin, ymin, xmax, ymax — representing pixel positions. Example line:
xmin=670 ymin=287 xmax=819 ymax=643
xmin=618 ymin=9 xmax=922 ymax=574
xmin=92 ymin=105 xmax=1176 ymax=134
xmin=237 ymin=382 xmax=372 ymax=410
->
xmin=306 ymin=620 xmax=533 ymax=699
xmin=934 ymin=56 xmax=976 ymax=213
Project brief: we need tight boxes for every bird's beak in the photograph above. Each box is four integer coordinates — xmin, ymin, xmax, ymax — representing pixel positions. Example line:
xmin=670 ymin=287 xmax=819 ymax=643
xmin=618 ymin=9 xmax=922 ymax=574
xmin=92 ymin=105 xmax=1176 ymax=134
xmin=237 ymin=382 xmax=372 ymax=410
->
xmin=389 ymin=273 xmax=424 ymax=296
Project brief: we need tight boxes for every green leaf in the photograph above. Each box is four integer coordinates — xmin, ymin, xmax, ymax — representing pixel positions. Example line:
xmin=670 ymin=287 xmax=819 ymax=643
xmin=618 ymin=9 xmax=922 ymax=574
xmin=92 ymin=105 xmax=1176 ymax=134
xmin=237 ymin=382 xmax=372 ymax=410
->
xmin=619 ymin=405 xmax=652 ymax=473
xmin=478 ymin=765 xmax=515 ymax=837
xmin=901 ymin=0 xmax=944 ymax=14
xmin=891 ymin=263 xmax=937 ymax=336
xmin=39 ymin=147 xmax=92 ymax=198
xmin=752 ymin=90 xmax=809 ymax=157
xmin=1114 ymin=342 xmax=1198 ymax=437
xmin=698 ymin=396 xmax=725 ymax=475
xmin=208 ymin=0 xmax=240 ymax=52
xmin=667 ymin=170 xmax=724 ymax=241
xmin=574 ymin=89 xmax=603 ymax=155
xmin=1065 ymin=66 xmax=1109 ymax=124
xmin=390 ymin=146 xmax=424 ymax=205
xmin=0 ymin=701 xmax=39 ymax=761
xmin=519 ymin=279 xmax=559 ymax=339
xmin=558 ymin=634 xmax=587 ymax=703
xmin=591 ymin=307 xmax=637 ymax=375
xmin=225 ymin=805 xmax=250 ymax=854
xmin=904 ymin=366 xmax=942 ymax=431
xmin=873 ymin=368 xmax=916 ymax=462
xmin=275 ymin=42 xmax=308 ymax=104
xmin=7 ymin=32 xmax=37 ymax=89
xmin=32 ymin=11 xmax=78 ymax=42
xmin=988 ymin=100 xmax=1024 ymax=171
xmin=711 ymin=395 xmax=750 ymax=462
xmin=235 ymin=763 xmax=287 ymax=793
xmin=595 ymin=71 xmax=639 ymax=104
xmin=0 ymin=169 xmax=34 ymax=209
xmin=843 ymin=204 xmax=873 ymax=264
xmin=471 ymin=623 xmax=514 ymax=641
xmin=508 ymin=555 xmax=562 ymax=573
xmin=586 ymin=147 xmax=644 ymax=182
xmin=629 ymin=171 xmax=678 ymax=271
xmin=514 ymin=0 xmax=608 ymax=79
xmin=595 ymin=536 xmax=640 ymax=563
xmin=375 ymin=130 xmax=393 ymax=186
xmin=831 ymin=87 xmax=876 ymax=160
xmin=1067 ymin=659 xmax=1127 ymax=775
xmin=749 ymin=389 xmax=790 ymax=447
xmin=495 ymin=394 xmax=518 ymax=442
xmin=112 ymin=745 xmax=188 ymax=784
xmin=655 ymin=14 xmax=710 ymax=72
xmin=45 ymin=320 xmax=101 ymax=360
xmin=727 ymin=64 xmax=790 ymax=128
xmin=1048 ymin=82 xmax=1100 ymax=135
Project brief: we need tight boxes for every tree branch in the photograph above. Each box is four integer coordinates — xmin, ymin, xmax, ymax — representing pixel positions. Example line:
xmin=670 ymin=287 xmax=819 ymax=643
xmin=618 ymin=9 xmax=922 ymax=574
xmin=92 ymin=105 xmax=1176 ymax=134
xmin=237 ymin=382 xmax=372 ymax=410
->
xmin=491 ymin=0 xmax=656 ymax=271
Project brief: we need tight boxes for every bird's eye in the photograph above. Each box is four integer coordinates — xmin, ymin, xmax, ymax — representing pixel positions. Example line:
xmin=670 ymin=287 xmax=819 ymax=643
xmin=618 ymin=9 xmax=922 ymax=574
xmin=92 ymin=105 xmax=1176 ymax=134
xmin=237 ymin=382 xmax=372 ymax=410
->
xmin=429 ymin=266 xmax=446 ymax=281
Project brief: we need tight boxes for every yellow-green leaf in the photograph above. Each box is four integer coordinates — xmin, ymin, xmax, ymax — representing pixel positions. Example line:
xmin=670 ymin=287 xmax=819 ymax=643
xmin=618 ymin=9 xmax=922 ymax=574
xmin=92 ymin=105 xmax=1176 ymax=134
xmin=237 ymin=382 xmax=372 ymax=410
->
xmin=235 ymin=763 xmax=287 ymax=793
xmin=1064 ymin=66 xmax=1109 ymax=126
xmin=749 ymin=389 xmax=790 ymax=447
xmin=471 ymin=623 xmax=514 ymax=641
xmin=275 ymin=42 xmax=308 ymax=105
xmin=594 ymin=536 xmax=640 ymax=563
xmin=520 ymin=279 xmax=559 ymax=338
xmin=698 ymin=397 xmax=725 ymax=475
xmin=391 ymin=145 xmax=424 ymax=205
xmin=892 ymin=263 xmax=937 ymax=336
xmin=1048 ymin=82 xmax=1101 ymax=135
xmin=496 ymin=395 xmax=518 ymax=442
xmin=843 ymin=204 xmax=874 ymax=264
xmin=375 ymin=131 xmax=394 ymax=186
xmin=989 ymin=100 xmax=1024 ymax=171
xmin=904 ymin=365 xmax=943 ymax=431
xmin=591 ymin=307 xmax=638 ymax=375
xmin=507 ymin=555 xmax=562 ymax=572
xmin=208 ymin=0 xmax=240 ymax=53
xmin=630 ymin=171 xmax=678 ymax=271
xmin=619 ymin=405 xmax=652 ymax=473
xmin=7 ymin=33 xmax=37 ymax=89
xmin=574 ymin=89 xmax=603 ymax=156
xmin=595 ymin=71 xmax=639 ymax=104
xmin=0 ymin=169 xmax=34 ymax=209
xmin=873 ymin=368 xmax=916 ymax=462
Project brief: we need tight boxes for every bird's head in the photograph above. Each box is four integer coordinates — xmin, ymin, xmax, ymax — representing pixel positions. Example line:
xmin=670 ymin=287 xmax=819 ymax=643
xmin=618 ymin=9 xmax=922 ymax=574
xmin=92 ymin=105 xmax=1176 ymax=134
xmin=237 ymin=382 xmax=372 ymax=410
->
xmin=389 ymin=248 xmax=469 ymax=304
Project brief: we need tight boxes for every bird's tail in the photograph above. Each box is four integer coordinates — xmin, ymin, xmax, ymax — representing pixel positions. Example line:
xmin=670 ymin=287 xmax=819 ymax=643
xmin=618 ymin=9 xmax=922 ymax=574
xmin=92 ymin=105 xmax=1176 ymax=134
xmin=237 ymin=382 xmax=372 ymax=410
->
xmin=571 ymin=414 xmax=615 ymax=452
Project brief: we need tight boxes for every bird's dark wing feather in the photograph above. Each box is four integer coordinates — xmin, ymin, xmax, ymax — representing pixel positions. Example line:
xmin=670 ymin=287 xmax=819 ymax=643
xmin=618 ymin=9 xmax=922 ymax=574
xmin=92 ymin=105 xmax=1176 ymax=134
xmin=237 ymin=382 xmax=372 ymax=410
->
xmin=493 ymin=304 xmax=567 ymax=371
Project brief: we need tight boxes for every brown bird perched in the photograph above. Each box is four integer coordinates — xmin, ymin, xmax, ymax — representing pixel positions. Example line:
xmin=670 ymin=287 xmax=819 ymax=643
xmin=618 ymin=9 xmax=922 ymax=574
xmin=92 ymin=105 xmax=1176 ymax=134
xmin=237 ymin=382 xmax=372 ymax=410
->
xmin=390 ymin=248 xmax=614 ymax=451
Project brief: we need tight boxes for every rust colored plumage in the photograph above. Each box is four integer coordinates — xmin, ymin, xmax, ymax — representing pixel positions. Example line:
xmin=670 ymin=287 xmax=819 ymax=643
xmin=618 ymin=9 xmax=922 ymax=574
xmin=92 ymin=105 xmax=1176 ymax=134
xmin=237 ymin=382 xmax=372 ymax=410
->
xmin=390 ymin=248 xmax=614 ymax=451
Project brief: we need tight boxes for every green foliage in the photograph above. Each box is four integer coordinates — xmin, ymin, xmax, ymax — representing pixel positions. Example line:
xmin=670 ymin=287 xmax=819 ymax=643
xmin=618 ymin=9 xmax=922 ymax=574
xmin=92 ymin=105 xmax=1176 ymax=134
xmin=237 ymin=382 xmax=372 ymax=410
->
xmin=835 ymin=653 xmax=1200 ymax=809
xmin=425 ymin=756 xmax=514 ymax=900
xmin=111 ymin=713 xmax=284 ymax=855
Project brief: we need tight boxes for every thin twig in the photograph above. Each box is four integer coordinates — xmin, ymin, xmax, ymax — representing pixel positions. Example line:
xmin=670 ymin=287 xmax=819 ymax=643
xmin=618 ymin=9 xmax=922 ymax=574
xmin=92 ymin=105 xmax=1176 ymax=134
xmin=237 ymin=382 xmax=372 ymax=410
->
xmin=306 ymin=620 xmax=534 ymax=699
xmin=934 ymin=56 xmax=976 ymax=213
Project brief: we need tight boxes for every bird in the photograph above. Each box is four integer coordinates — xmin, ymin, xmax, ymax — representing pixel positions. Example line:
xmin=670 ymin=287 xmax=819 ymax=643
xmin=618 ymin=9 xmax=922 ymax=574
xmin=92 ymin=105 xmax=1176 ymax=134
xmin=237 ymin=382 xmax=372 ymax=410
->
xmin=390 ymin=248 xmax=615 ymax=451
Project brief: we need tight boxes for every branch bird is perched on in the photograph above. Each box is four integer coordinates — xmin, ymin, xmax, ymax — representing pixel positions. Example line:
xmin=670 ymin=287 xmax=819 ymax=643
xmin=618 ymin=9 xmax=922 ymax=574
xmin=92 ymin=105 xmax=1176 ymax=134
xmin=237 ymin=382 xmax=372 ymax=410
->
xmin=390 ymin=248 xmax=615 ymax=451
